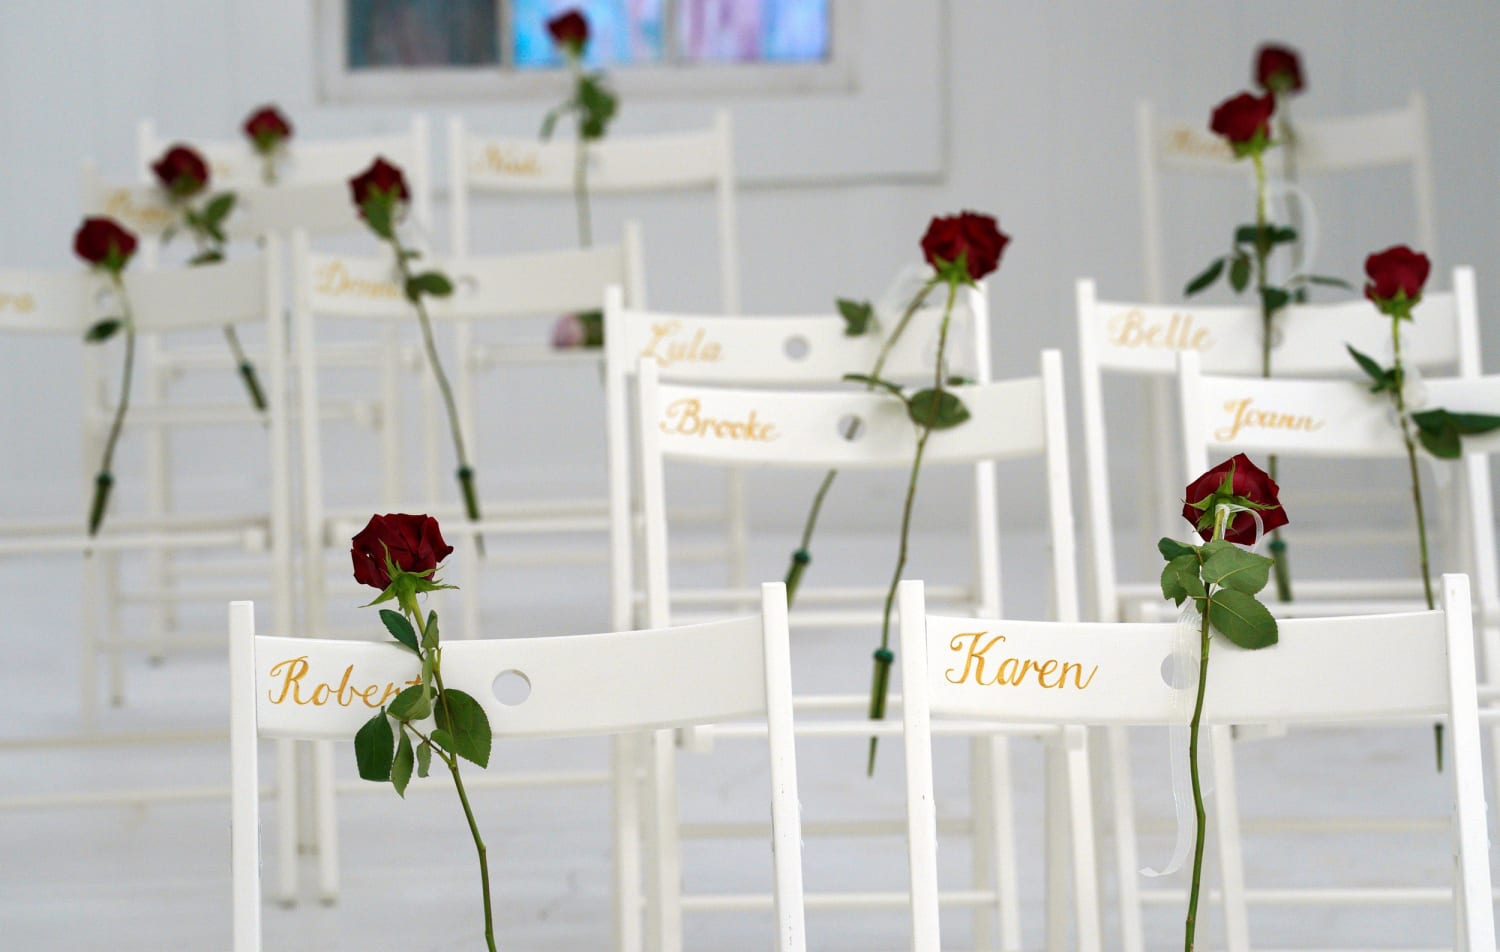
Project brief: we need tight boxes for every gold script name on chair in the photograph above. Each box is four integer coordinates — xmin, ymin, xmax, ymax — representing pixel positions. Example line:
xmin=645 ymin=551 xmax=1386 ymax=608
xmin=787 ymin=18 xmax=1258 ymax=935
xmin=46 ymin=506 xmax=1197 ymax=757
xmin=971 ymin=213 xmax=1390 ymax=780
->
xmin=640 ymin=321 xmax=723 ymax=368
xmin=0 ymin=292 xmax=36 ymax=313
xmin=474 ymin=145 xmax=543 ymax=177
xmin=1164 ymin=127 xmax=1235 ymax=162
xmin=944 ymin=632 xmax=1099 ymax=690
xmin=314 ymin=260 xmax=401 ymax=300
xmin=659 ymin=398 xmax=777 ymax=442
xmin=1215 ymin=398 xmax=1326 ymax=443
xmin=102 ymin=189 xmax=175 ymax=230
xmin=266 ymin=656 xmax=418 ymax=708
xmin=1107 ymin=308 xmax=1214 ymax=352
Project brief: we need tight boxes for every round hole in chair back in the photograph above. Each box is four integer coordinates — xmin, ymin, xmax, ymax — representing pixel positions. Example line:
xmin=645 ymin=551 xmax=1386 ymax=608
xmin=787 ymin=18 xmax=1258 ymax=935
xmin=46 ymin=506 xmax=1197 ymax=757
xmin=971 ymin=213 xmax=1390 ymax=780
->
xmin=837 ymin=414 xmax=864 ymax=442
xmin=1159 ymin=652 xmax=1196 ymax=690
xmin=783 ymin=335 xmax=810 ymax=360
xmin=491 ymin=669 xmax=532 ymax=706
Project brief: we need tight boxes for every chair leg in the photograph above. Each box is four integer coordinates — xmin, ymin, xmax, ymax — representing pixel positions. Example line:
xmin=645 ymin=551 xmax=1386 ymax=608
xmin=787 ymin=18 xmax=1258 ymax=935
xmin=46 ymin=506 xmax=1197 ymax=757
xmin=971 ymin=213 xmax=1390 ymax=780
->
xmin=461 ymin=532 xmax=481 ymax=641
xmin=981 ymin=735 xmax=1023 ymax=950
xmin=104 ymin=550 xmax=127 ymax=706
xmin=725 ymin=467 xmax=747 ymax=590
xmin=275 ymin=738 xmax=299 ymax=905
xmin=612 ymin=733 xmax=644 ymax=952
xmin=1044 ymin=737 xmax=1070 ymax=952
xmin=80 ymin=554 xmax=101 ymax=730
xmin=1063 ymin=727 xmax=1102 ymax=952
xmin=1106 ymin=726 xmax=1146 ymax=952
xmin=1210 ymin=725 xmax=1251 ymax=951
xmin=969 ymin=736 xmax=996 ymax=950
xmin=314 ymin=738 xmax=340 ymax=903
xmin=644 ymin=728 xmax=683 ymax=952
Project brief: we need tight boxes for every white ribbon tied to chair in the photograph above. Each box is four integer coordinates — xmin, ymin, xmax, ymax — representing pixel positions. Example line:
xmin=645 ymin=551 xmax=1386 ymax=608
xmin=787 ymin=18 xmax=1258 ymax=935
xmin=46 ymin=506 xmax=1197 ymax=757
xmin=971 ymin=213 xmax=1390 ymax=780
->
xmin=1141 ymin=503 xmax=1265 ymax=878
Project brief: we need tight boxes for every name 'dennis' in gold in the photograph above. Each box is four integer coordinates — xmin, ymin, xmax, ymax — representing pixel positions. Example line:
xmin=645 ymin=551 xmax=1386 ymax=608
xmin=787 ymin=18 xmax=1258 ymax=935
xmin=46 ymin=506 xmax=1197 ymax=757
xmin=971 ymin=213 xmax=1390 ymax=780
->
xmin=945 ymin=632 xmax=1098 ymax=690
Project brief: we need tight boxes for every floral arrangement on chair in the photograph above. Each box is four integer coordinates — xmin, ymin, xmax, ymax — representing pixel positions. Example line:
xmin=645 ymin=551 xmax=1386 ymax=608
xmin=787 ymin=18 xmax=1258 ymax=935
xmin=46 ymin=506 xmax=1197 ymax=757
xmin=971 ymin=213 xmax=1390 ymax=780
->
xmin=349 ymin=514 xmax=497 ymax=951
xmin=543 ymin=7 xmax=617 ymax=350
xmin=149 ymin=142 xmax=267 ymax=412
xmin=348 ymin=158 xmax=484 ymax=536
xmin=1158 ymin=454 xmax=1285 ymax=950
xmin=242 ymin=104 xmax=293 ymax=185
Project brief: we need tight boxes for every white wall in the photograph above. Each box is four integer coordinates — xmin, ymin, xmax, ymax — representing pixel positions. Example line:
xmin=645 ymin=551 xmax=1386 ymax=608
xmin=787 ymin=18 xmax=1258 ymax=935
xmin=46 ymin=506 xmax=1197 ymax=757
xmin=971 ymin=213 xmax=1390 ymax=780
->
xmin=4 ymin=0 xmax=1499 ymax=539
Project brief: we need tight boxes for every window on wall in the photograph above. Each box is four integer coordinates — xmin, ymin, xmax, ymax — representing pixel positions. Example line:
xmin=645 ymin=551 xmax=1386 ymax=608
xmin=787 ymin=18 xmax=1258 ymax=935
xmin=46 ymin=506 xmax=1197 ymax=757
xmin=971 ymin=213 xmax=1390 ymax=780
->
xmin=326 ymin=0 xmax=841 ymax=101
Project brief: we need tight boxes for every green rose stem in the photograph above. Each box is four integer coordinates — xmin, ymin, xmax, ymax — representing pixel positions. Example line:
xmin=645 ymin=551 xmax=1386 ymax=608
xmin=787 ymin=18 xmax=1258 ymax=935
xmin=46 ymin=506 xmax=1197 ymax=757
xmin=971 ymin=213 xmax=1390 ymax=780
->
xmin=867 ymin=277 xmax=958 ymax=774
xmin=386 ymin=233 xmax=485 ymax=553
xmin=782 ymin=279 xmax=940 ymax=603
xmin=89 ymin=271 xmax=136 ymax=537
xmin=1183 ymin=503 xmax=1231 ymax=952
xmin=181 ymin=221 xmax=267 ymax=414
xmin=403 ymin=602 xmax=496 ymax=952
xmin=1249 ymin=148 xmax=1294 ymax=603
xmin=566 ymin=54 xmax=593 ymax=248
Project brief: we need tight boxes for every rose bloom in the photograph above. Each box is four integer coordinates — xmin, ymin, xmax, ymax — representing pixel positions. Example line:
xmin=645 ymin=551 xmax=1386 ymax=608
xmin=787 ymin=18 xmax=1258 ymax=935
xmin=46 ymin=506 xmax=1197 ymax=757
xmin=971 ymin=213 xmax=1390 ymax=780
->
xmin=73 ymin=217 xmax=139 ymax=271
xmin=551 ymin=313 xmax=587 ymax=349
xmin=243 ymin=105 xmax=293 ymax=150
xmin=1209 ymin=91 xmax=1276 ymax=147
xmin=349 ymin=157 xmax=410 ymax=211
xmin=151 ymin=145 xmax=210 ymax=198
xmin=920 ymin=211 xmax=1009 ymax=282
xmin=1182 ymin=453 xmax=1288 ymax=545
xmin=1254 ymin=43 xmax=1305 ymax=94
xmin=350 ymin=513 xmax=454 ymax=590
xmin=547 ymin=9 xmax=590 ymax=52
xmin=1364 ymin=245 xmax=1431 ymax=314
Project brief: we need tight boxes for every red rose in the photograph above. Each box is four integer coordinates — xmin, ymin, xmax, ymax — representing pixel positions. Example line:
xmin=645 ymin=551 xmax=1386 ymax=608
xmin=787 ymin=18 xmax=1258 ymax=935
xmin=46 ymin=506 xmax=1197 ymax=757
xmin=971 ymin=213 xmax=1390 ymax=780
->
xmin=1254 ymin=43 xmax=1305 ymax=95
xmin=1182 ymin=453 xmax=1288 ymax=545
xmin=920 ymin=211 xmax=1009 ymax=283
xmin=1364 ymin=245 xmax=1431 ymax=318
xmin=1209 ymin=91 xmax=1275 ymax=150
xmin=243 ymin=105 xmax=293 ymax=152
xmin=349 ymin=157 xmax=409 ymax=207
xmin=151 ymin=144 xmax=210 ymax=198
xmin=73 ymin=217 xmax=138 ymax=272
xmin=350 ymin=513 xmax=454 ymax=591
xmin=547 ymin=9 xmax=590 ymax=54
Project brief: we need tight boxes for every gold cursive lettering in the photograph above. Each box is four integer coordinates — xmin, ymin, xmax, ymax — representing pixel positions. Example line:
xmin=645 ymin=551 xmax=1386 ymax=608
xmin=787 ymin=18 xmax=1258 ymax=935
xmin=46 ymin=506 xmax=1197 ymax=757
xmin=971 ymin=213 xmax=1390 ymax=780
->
xmin=944 ymin=631 xmax=1098 ymax=690
xmin=1215 ymin=397 xmax=1326 ymax=442
xmin=476 ymin=145 xmax=542 ymax=177
xmin=314 ymin=260 xmax=401 ymax=300
xmin=640 ymin=321 xmax=723 ymax=368
xmin=659 ymin=398 xmax=777 ymax=441
xmin=102 ymin=189 xmax=174 ymax=230
xmin=1106 ymin=308 xmax=1213 ymax=352
xmin=0 ymin=292 xmax=36 ymax=313
xmin=266 ymin=656 xmax=415 ymax=707
xmin=1165 ymin=127 xmax=1235 ymax=161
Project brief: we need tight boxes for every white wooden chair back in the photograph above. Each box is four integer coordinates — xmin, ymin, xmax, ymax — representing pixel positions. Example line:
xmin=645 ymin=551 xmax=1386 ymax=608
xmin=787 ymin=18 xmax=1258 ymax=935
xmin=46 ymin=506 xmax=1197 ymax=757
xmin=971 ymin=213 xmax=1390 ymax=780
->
xmin=1137 ymin=93 xmax=1438 ymax=301
xmin=633 ymin=349 xmax=1076 ymax=629
xmin=603 ymin=282 xmax=991 ymax=628
xmin=448 ymin=111 xmax=738 ymax=311
xmin=898 ymin=575 xmax=1494 ymax=951
xmin=1076 ymin=268 xmax=1480 ymax=622
xmin=229 ymin=586 xmax=806 ymax=951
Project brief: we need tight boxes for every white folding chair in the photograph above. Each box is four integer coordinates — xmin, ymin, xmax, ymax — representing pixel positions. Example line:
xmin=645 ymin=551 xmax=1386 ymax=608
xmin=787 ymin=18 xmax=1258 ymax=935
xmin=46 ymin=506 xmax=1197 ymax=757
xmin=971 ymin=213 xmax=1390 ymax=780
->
xmin=229 ymin=584 xmax=805 ymax=952
xmin=898 ymin=575 xmax=1495 ymax=951
xmin=633 ymin=351 xmax=1094 ymax=950
xmin=603 ymin=281 xmax=992 ymax=633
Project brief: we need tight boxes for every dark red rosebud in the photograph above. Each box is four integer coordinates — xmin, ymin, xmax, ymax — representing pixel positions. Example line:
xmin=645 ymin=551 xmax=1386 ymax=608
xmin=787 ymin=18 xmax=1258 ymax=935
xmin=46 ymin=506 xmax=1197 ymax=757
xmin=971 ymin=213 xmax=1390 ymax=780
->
xmin=242 ymin=105 xmax=293 ymax=152
xmin=1182 ymin=453 xmax=1289 ymax=545
xmin=151 ymin=144 xmax=210 ymax=198
xmin=350 ymin=513 xmax=454 ymax=591
xmin=1364 ymin=245 xmax=1431 ymax=319
xmin=919 ymin=211 xmax=1009 ymax=283
xmin=349 ymin=157 xmax=409 ymax=208
xmin=547 ymin=8 xmax=590 ymax=55
xmin=1254 ymin=43 xmax=1305 ymax=95
xmin=1209 ymin=91 xmax=1276 ymax=151
xmin=73 ymin=217 xmax=138 ymax=272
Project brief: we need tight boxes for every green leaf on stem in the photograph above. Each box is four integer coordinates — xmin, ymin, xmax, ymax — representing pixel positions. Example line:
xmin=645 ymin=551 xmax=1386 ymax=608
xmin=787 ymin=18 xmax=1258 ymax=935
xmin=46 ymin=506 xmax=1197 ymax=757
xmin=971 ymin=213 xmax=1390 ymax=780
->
xmin=1346 ymin=344 xmax=1399 ymax=394
xmin=1228 ymin=253 xmax=1251 ymax=293
xmin=433 ymin=688 xmax=492 ymax=768
xmin=1201 ymin=544 xmax=1273 ymax=595
xmin=84 ymin=319 xmax=123 ymax=343
xmin=188 ymin=250 xmax=223 ymax=266
xmin=837 ymin=298 xmax=875 ymax=336
xmin=404 ymin=271 xmax=454 ymax=302
xmin=363 ymin=198 xmax=395 ymax=240
xmin=1294 ymin=274 xmax=1353 ymax=291
xmin=354 ymin=710 xmax=394 ymax=782
xmin=422 ymin=610 xmax=440 ymax=651
xmin=577 ymin=75 xmax=618 ymax=140
xmin=391 ymin=730 xmax=414 ymax=798
xmin=1161 ymin=553 xmax=1205 ymax=606
xmin=1260 ymin=286 xmax=1291 ymax=315
xmin=415 ymin=738 xmax=433 ymax=778
xmin=842 ymin=372 xmax=905 ymax=398
xmin=906 ymin=389 xmax=970 ymax=429
xmin=1184 ymin=258 xmax=1225 ymax=297
xmin=1207 ymin=589 xmax=1278 ymax=649
xmin=540 ymin=105 xmax=567 ymax=141
xmin=1158 ymin=537 xmax=1198 ymax=561
xmin=420 ymin=652 xmax=436 ymax=693
xmin=386 ymin=684 xmax=432 ymax=722
xmin=201 ymin=193 xmax=236 ymax=228
xmin=380 ymin=609 xmax=419 ymax=654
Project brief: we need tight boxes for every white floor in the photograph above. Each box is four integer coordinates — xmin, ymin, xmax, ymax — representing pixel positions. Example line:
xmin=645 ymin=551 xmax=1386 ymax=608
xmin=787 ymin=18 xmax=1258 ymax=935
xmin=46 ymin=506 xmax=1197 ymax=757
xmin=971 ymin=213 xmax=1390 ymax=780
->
xmin=0 ymin=529 xmax=1491 ymax=950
